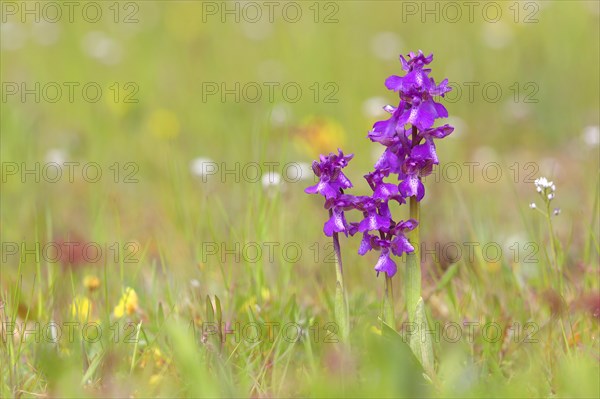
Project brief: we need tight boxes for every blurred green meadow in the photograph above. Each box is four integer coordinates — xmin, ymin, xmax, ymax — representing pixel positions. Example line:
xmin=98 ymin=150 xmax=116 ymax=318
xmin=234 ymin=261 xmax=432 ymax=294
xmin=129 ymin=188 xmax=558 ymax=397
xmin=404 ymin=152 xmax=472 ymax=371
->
xmin=1 ymin=1 xmax=599 ymax=397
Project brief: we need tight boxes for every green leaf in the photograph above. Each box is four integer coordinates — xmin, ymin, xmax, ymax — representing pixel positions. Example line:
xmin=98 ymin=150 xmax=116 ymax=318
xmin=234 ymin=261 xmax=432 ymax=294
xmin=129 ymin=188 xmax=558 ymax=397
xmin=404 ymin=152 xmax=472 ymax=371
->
xmin=284 ymin=294 xmax=297 ymax=319
xmin=215 ymin=295 xmax=222 ymax=324
xmin=215 ymin=295 xmax=223 ymax=346
xmin=405 ymin=252 xmax=420 ymax=323
xmin=434 ymin=263 xmax=459 ymax=291
xmin=205 ymin=295 xmax=220 ymax=353
xmin=380 ymin=319 xmax=423 ymax=372
xmin=334 ymin=281 xmax=349 ymax=342
xmin=166 ymin=321 xmax=219 ymax=397
xmin=157 ymin=301 xmax=165 ymax=326
xmin=206 ymin=295 xmax=214 ymax=323
xmin=81 ymin=351 xmax=103 ymax=385
xmin=246 ymin=302 xmax=257 ymax=324
xmin=380 ymin=319 xmax=399 ymax=338
xmin=409 ymin=297 xmax=435 ymax=379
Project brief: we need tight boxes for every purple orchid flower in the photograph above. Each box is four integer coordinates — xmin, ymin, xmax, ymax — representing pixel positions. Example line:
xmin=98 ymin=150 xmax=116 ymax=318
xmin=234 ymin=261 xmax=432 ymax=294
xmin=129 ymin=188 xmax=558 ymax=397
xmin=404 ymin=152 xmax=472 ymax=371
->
xmin=365 ymin=170 xmax=404 ymax=203
xmin=355 ymin=219 xmax=417 ymax=278
xmin=374 ymin=246 xmax=397 ymax=277
xmin=305 ymin=149 xmax=354 ymax=200
xmin=323 ymin=207 xmax=349 ymax=237
xmin=322 ymin=194 xmax=360 ymax=237
xmin=306 ymin=50 xmax=452 ymax=279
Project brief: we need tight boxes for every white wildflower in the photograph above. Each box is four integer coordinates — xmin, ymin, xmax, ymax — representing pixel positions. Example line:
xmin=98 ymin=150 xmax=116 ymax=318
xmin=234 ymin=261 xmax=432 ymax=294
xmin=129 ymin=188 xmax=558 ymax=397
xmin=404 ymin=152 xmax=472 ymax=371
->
xmin=288 ymin=162 xmax=314 ymax=181
xmin=534 ymin=177 xmax=553 ymax=190
xmin=190 ymin=157 xmax=215 ymax=178
xmin=262 ymin=171 xmax=281 ymax=188
xmin=45 ymin=148 xmax=67 ymax=165
xmin=581 ymin=125 xmax=600 ymax=147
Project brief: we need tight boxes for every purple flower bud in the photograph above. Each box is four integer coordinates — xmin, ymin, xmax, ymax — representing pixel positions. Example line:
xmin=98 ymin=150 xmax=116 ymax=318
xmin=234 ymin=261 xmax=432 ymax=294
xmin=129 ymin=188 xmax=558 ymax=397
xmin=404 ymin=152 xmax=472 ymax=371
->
xmin=311 ymin=161 xmax=321 ymax=177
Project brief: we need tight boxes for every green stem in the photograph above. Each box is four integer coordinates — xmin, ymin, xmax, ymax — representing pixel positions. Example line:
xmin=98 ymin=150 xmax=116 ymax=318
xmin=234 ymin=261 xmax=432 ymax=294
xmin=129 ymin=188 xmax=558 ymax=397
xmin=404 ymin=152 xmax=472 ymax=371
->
xmin=330 ymin=210 xmax=350 ymax=342
xmin=406 ymin=196 xmax=421 ymax=322
xmin=382 ymin=275 xmax=395 ymax=327
xmin=332 ymin=230 xmax=345 ymax=292
xmin=545 ymin=202 xmax=562 ymax=293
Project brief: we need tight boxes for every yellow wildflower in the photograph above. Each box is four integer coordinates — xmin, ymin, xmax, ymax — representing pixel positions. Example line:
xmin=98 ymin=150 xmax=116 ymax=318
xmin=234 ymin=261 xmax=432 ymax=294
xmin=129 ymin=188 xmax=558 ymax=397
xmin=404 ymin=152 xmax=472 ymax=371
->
xmin=153 ymin=347 xmax=167 ymax=367
xmin=83 ymin=275 xmax=101 ymax=292
xmin=113 ymin=287 xmax=139 ymax=318
xmin=294 ymin=116 xmax=346 ymax=156
xmin=146 ymin=109 xmax=180 ymax=140
xmin=486 ymin=260 xmax=502 ymax=273
xmin=261 ymin=288 xmax=271 ymax=302
xmin=239 ymin=295 xmax=257 ymax=312
xmin=71 ymin=296 xmax=92 ymax=323
xmin=165 ymin=3 xmax=203 ymax=43
xmin=149 ymin=374 xmax=163 ymax=386
xmin=370 ymin=326 xmax=382 ymax=336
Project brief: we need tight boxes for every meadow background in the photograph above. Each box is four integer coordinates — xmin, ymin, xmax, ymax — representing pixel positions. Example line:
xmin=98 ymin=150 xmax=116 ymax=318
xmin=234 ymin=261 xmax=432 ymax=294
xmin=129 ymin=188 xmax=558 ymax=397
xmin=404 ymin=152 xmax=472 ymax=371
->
xmin=1 ymin=1 xmax=599 ymax=397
